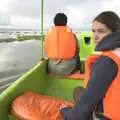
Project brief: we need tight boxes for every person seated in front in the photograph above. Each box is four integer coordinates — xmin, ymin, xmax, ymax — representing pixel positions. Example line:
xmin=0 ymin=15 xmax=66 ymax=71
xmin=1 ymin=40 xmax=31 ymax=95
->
xmin=44 ymin=13 xmax=79 ymax=76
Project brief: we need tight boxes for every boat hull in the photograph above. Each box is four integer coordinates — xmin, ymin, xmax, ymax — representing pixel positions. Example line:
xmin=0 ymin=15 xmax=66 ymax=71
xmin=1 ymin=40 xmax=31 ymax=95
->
xmin=0 ymin=60 xmax=83 ymax=119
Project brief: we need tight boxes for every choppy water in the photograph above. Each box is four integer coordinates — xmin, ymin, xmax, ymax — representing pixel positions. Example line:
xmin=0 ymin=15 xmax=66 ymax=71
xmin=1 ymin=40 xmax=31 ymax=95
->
xmin=0 ymin=40 xmax=43 ymax=92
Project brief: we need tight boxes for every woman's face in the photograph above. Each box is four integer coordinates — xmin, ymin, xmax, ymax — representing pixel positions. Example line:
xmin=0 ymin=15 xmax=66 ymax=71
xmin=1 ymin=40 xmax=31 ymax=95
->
xmin=92 ymin=20 xmax=112 ymax=45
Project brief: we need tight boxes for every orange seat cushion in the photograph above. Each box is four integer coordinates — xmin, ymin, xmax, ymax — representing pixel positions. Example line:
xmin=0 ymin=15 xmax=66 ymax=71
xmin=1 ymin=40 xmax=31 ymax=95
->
xmin=11 ymin=91 xmax=73 ymax=120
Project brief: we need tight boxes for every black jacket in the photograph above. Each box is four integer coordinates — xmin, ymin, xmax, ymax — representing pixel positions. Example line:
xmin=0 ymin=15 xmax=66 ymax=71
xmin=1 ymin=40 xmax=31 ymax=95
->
xmin=60 ymin=32 xmax=120 ymax=120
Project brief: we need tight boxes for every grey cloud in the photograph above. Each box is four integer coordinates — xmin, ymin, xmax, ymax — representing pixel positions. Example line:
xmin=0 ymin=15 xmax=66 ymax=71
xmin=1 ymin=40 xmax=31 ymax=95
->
xmin=44 ymin=0 xmax=103 ymax=30
xmin=0 ymin=13 xmax=11 ymax=26
xmin=44 ymin=0 xmax=120 ymax=30
xmin=8 ymin=0 xmax=40 ymax=19
xmin=0 ymin=0 xmax=120 ymax=29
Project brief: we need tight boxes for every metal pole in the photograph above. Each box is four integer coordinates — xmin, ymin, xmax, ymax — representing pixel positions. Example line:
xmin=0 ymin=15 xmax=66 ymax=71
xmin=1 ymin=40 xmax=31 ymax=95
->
xmin=41 ymin=0 xmax=44 ymax=59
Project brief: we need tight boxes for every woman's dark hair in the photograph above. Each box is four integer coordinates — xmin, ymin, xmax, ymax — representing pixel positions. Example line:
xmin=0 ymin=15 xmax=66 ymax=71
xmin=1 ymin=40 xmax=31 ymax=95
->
xmin=54 ymin=13 xmax=67 ymax=26
xmin=93 ymin=11 xmax=120 ymax=32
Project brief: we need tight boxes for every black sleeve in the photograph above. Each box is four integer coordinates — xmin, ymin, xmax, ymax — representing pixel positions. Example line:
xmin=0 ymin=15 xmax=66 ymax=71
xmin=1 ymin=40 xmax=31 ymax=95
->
xmin=61 ymin=56 xmax=118 ymax=120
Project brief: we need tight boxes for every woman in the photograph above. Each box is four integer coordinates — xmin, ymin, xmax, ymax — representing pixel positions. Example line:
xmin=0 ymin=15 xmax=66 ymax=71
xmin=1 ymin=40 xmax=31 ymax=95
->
xmin=60 ymin=11 xmax=120 ymax=120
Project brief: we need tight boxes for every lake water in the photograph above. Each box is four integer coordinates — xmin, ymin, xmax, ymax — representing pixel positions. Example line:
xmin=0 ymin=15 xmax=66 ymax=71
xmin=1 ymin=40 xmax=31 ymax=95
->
xmin=0 ymin=40 xmax=43 ymax=92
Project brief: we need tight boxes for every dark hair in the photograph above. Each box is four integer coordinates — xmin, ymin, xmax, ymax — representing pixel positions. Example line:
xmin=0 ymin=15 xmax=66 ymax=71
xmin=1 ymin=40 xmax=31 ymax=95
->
xmin=54 ymin=13 xmax=67 ymax=26
xmin=93 ymin=11 xmax=120 ymax=32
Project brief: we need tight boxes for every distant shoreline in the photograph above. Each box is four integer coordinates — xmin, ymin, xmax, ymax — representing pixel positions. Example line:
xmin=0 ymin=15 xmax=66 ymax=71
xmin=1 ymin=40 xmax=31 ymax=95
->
xmin=0 ymin=35 xmax=44 ymax=43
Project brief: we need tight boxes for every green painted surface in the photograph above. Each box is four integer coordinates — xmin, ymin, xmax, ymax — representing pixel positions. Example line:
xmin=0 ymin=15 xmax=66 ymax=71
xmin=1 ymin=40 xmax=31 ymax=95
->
xmin=76 ymin=31 xmax=95 ymax=61
xmin=45 ymin=76 xmax=83 ymax=100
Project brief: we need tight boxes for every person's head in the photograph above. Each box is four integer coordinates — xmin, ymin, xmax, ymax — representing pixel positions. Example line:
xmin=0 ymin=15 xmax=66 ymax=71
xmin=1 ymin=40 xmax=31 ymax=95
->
xmin=92 ymin=11 xmax=120 ymax=45
xmin=54 ymin=13 xmax=67 ymax=26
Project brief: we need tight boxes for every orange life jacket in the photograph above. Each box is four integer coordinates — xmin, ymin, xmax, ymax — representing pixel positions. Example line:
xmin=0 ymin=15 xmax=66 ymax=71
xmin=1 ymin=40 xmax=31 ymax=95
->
xmin=84 ymin=51 xmax=120 ymax=120
xmin=44 ymin=26 xmax=76 ymax=59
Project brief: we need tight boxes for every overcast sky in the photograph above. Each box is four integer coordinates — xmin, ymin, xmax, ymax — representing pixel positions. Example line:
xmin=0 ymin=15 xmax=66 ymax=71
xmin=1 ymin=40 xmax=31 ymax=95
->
xmin=0 ymin=0 xmax=120 ymax=30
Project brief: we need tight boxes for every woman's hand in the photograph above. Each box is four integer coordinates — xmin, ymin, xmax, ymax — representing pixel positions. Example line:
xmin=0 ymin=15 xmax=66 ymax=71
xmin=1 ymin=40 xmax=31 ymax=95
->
xmin=60 ymin=104 xmax=68 ymax=110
